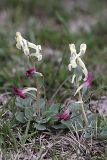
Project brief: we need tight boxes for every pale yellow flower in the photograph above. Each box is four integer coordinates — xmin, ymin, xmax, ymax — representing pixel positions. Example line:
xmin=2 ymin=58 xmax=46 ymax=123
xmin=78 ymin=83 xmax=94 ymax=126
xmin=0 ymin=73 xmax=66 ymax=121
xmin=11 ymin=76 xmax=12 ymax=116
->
xmin=15 ymin=32 xmax=42 ymax=61
xmin=68 ymin=43 xmax=88 ymax=83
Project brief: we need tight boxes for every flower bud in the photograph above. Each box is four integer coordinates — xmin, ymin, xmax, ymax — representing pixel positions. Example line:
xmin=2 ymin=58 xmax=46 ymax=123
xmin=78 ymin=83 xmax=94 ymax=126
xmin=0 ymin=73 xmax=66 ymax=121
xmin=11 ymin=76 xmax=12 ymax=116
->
xmin=80 ymin=44 xmax=87 ymax=56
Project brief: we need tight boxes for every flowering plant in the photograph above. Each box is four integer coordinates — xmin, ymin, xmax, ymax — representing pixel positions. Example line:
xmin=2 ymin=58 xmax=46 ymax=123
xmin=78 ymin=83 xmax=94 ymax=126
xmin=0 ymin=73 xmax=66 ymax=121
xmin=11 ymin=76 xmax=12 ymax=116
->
xmin=68 ymin=43 xmax=93 ymax=127
xmin=13 ymin=32 xmax=72 ymax=130
xmin=12 ymin=32 xmax=94 ymax=131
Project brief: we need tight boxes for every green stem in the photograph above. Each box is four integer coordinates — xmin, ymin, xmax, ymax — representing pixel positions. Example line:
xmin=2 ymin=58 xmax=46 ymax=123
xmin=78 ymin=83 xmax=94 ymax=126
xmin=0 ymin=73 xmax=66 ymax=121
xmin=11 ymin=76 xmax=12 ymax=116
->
xmin=29 ymin=57 xmax=41 ymax=119
xmin=43 ymin=76 xmax=46 ymax=102
xmin=77 ymin=80 xmax=88 ymax=127
xmin=36 ymin=84 xmax=41 ymax=119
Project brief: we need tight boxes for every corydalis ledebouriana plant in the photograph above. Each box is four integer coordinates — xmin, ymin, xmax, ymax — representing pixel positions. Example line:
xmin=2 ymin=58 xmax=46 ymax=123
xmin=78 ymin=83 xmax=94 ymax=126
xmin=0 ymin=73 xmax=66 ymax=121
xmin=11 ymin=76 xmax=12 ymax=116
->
xmin=68 ymin=43 xmax=91 ymax=127
xmin=68 ymin=44 xmax=88 ymax=84
xmin=15 ymin=32 xmax=42 ymax=61
xmin=15 ymin=32 xmax=43 ymax=120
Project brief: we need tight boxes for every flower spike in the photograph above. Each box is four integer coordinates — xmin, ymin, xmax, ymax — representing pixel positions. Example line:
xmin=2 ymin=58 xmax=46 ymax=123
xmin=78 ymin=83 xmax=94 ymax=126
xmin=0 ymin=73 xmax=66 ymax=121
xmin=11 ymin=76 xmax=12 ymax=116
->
xmin=68 ymin=43 xmax=88 ymax=82
xmin=15 ymin=32 xmax=42 ymax=61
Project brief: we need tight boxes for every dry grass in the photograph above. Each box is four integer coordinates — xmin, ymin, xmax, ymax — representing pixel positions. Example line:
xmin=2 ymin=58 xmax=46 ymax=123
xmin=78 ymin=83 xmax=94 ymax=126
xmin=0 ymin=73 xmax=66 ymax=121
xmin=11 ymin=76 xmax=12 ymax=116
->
xmin=1 ymin=130 xmax=107 ymax=160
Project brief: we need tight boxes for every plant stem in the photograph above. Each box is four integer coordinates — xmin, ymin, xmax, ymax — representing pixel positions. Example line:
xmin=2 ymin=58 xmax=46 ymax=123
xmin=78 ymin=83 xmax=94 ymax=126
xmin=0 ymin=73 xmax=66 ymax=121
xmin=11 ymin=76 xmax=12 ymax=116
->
xmin=36 ymin=83 xmax=41 ymax=119
xmin=29 ymin=57 xmax=41 ymax=119
xmin=77 ymin=80 xmax=88 ymax=127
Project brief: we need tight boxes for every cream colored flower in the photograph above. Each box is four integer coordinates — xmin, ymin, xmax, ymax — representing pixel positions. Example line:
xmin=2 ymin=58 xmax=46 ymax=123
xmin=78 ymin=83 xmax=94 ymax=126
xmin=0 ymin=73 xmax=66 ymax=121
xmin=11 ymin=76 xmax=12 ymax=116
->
xmin=15 ymin=32 xmax=42 ymax=61
xmin=68 ymin=43 xmax=88 ymax=83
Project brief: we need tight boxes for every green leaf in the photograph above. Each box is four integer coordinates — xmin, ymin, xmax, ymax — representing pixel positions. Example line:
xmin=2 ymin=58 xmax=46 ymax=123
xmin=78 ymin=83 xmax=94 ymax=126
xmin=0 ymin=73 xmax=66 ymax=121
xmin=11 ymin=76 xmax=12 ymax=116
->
xmin=68 ymin=103 xmax=80 ymax=112
xmin=49 ymin=104 xmax=61 ymax=114
xmin=39 ymin=99 xmax=46 ymax=110
xmin=68 ymin=103 xmax=81 ymax=117
xmin=15 ymin=97 xmax=33 ymax=108
xmin=48 ymin=116 xmax=58 ymax=123
xmin=52 ymin=124 xmax=66 ymax=129
xmin=34 ymin=123 xmax=46 ymax=130
xmin=88 ymin=113 xmax=97 ymax=127
xmin=61 ymin=119 xmax=72 ymax=127
xmin=61 ymin=115 xmax=83 ymax=131
xmin=25 ymin=107 xmax=34 ymax=120
xmin=36 ymin=117 xmax=51 ymax=124
xmin=44 ymin=104 xmax=61 ymax=118
xmin=43 ymin=111 xmax=55 ymax=117
xmin=15 ymin=111 xmax=26 ymax=123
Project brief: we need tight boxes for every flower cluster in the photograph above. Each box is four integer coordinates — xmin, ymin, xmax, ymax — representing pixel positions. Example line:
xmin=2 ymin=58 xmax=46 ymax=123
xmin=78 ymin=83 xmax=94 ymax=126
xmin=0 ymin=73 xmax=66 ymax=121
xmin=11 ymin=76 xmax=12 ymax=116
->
xmin=68 ymin=43 xmax=93 ymax=95
xmin=15 ymin=32 xmax=42 ymax=61
xmin=68 ymin=44 xmax=88 ymax=83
